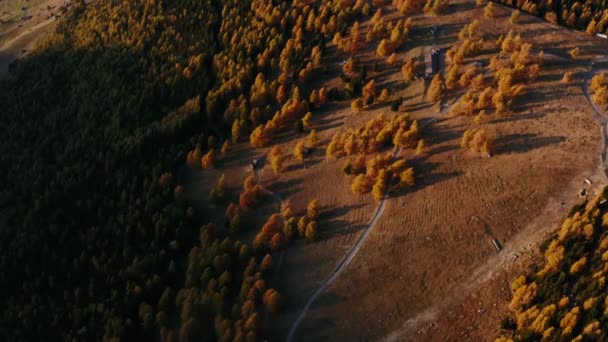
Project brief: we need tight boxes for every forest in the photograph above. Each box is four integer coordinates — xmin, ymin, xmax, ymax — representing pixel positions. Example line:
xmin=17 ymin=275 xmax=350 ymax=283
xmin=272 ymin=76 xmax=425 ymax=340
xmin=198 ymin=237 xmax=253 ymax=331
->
xmin=0 ymin=0 xmax=368 ymax=340
xmin=498 ymin=188 xmax=608 ymax=341
xmin=495 ymin=0 xmax=608 ymax=34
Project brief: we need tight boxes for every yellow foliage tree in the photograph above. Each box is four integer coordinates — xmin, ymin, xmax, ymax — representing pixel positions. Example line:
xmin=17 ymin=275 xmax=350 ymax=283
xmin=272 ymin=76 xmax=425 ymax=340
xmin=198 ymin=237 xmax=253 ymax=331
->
xmin=569 ymin=47 xmax=580 ymax=59
xmin=269 ymin=146 xmax=283 ymax=174
xmin=399 ymin=167 xmax=415 ymax=187
xmin=303 ymin=112 xmax=313 ymax=128
xmin=306 ymin=129 xmax=318 ymax=148
xmin=376 ymin=39 xmax=391 ymax=57
xmin=201 ymin=149 xmax=215 ymax=169
xmin=293 ymin=140 xmax=306 ymax=161
xmin=570 ymin=257 xmax=587 ymax=274
xmin=263 ymin=289 xmax=282 ymax=313
xmin=402 ymin=58 xmax=415 ymax=82
xmin=378 ymin=89 xmax=390 ymax=103
xmin=280 ymin=200 xmax=295 ymax=219
xmin=415 ymin=139 xmax=425 ymax=155
xmin=591 ymin=73 xmax=607 ymax=92
xmin=372 ymin=170 xmax=388 ymax=201
xmin=305 ymin=220 xmax=318 ymax=241
xmin=351 ymin=174 xmax=372 ymax=194
xmin=477 ymin=86 xmax=494 ymax=109
xmin=510 ymin=9 xmax=520 ymax=24
xmin=363 ymin=79 xmax=377 ymax=102
xmin=561 ymin=72 xmax=573 ymax=84
xmin=427 ymin=74 xmax=445 ymax=103
xmin=307 ymin=199 xmax=319 ymax=220
xmin=351 ymin=98 xmax=365 ymax=112
xmin=484 ymin=2 xmax=494 ymax=17
xmin=587 ymin=19 xmax=598 ymax=36
xmin=387 ymin=53 xmax=398 ymax=66
xmin=445 ymin=65 xmax=460 ymax=90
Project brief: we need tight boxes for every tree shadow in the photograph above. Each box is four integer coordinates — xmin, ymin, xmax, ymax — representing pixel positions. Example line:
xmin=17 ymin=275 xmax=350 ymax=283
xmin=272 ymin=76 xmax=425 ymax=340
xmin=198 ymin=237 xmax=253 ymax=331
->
xmin=313 ymin=291 xmax=347 ymax=309
xmin=490 ymin=110 xmax=546 ymax=123
xmin=318 ymin=221 xmax=366 ymax=243
xmin=495 ymin=133 xmax=565 ymax=154
xmin=220 ymin=145 xmax=264 ymax=168
xmin=296 ymin=314 xmax=338 ymax=342
xmin=321 ymin=203 xmax=366 ymax=221
xmin=316 ymin=120 xmax=344 ymax=132
xmin=423 ymin=121 xmax=466 ymax=146
xmin=389 ymin=161 xmax=462 ymax=198
xmin=267 ymin=178 xmax=304 ymax=198
xmin=402 ymin=101 xmax=433 ymax=112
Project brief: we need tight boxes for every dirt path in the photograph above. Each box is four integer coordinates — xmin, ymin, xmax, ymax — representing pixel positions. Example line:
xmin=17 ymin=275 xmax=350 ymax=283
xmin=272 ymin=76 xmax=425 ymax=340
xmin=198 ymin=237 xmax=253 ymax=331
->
xmin=0 ymin=15 xmax=57 ymax=78
xmin=583 ymin=63 xmax=608 ymax=170
xmin=0 ymin=15 xmax=56 ymax=50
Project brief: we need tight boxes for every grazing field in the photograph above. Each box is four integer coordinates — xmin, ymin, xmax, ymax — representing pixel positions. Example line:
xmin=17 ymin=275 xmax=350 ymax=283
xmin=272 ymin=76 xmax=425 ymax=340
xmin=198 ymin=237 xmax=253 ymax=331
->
xmin=273 ymin=1 xmax=606 ymax=341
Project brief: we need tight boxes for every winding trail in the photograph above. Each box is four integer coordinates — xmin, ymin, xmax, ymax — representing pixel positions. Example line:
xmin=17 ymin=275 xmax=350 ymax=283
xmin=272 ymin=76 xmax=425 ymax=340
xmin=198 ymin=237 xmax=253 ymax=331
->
xmin=285 ymin=97 xmax=454 ymax=342
xmin=583 ymin=61 xmax=608 ymax=171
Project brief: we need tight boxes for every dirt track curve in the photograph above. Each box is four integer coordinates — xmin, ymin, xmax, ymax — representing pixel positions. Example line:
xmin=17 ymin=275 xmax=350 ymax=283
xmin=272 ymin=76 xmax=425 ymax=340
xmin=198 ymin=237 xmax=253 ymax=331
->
xmin=583 ymin=63 xmax=608 ymax=171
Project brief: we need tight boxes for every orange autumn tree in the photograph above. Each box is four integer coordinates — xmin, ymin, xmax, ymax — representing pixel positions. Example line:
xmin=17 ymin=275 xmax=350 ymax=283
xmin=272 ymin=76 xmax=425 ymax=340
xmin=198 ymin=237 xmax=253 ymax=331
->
xmin=307 ymin=199 xmax=319 ymax=220
xmin=427 ymin=74 xmax=445 ymax=102
xmin=201 ymin=149 xmax=215 ymax=169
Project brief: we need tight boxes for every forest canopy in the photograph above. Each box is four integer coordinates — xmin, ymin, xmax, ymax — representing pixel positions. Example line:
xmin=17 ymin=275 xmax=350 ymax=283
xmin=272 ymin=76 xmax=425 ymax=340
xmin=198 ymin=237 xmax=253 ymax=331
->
xmin=0 ymin=0 xmax=367 ymax=340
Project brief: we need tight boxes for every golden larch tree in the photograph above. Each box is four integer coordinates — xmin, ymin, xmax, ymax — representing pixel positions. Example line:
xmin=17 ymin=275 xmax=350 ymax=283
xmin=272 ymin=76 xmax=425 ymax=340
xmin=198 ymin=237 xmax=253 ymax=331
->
xmin=427 ymin=73 xmax=445 ymax=103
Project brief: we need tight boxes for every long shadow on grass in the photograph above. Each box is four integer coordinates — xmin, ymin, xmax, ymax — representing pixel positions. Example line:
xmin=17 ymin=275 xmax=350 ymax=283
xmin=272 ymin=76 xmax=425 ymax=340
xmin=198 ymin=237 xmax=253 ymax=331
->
xmin=389 ymin=161 xmax=462 ymax=199
xmin=321 ymin=203 xmax=366 ymax=222
xmin=318 ymin=220 xmax=366 ymax=243
xmin=267 ymin=177 xmax=304 ymax=199
xmin=491 ymin=110 xmax=546 ymax=124
xmin=220 ymin=146 xmax=264 ymax=168
xmin=495 ymin=133 xmax=566 ymax=154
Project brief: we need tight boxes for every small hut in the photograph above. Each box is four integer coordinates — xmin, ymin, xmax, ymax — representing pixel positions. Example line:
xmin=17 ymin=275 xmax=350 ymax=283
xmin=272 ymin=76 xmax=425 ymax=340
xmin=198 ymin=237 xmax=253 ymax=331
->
xmin=425 ymin=47 xmax=441 ymax=78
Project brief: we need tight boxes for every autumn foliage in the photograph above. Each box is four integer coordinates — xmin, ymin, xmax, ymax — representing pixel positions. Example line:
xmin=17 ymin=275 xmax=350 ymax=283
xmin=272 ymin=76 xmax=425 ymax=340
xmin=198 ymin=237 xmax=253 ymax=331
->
xmin=499 ymin=189 xmax=608 ymax=340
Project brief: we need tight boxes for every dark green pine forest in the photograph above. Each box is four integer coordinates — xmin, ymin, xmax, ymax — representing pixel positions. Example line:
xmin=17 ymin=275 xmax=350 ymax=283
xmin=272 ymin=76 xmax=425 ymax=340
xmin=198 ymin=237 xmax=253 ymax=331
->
xmin=0 ymin=0 xmax=367 ymax=340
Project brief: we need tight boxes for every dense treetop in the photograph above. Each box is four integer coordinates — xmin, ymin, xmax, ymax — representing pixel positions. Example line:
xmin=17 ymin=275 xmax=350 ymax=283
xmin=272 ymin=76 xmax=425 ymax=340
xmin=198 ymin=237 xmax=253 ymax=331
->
xmin=0 ymin=0 xmax=367 ymax=340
